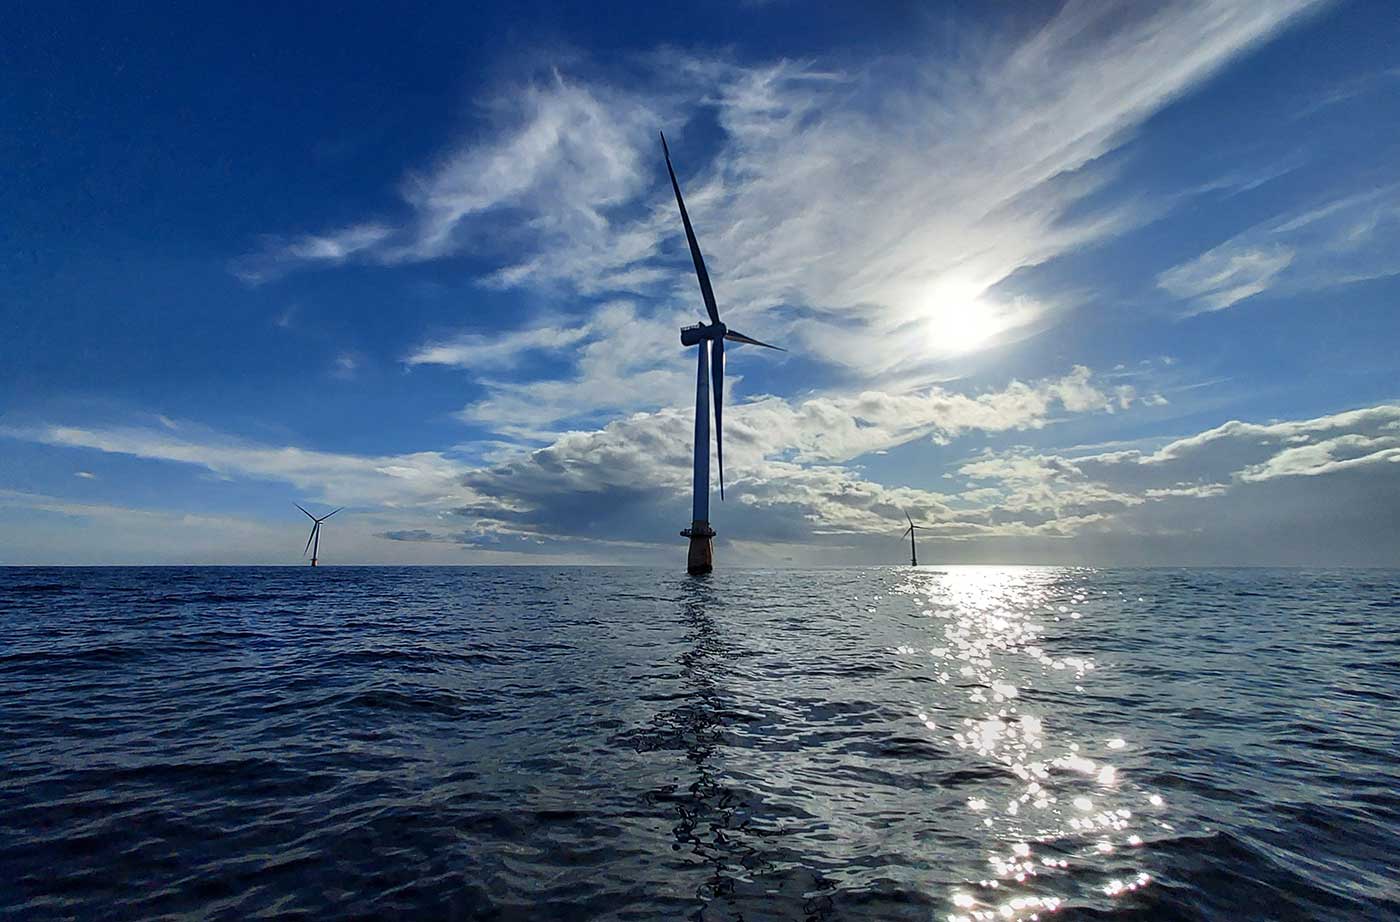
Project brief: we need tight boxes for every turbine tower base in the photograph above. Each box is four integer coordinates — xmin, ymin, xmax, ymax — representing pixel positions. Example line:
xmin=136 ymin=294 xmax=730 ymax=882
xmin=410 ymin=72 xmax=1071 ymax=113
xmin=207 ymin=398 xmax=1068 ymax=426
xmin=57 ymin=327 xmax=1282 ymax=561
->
xmin=681 ymin=522 xmax=715 ymax=575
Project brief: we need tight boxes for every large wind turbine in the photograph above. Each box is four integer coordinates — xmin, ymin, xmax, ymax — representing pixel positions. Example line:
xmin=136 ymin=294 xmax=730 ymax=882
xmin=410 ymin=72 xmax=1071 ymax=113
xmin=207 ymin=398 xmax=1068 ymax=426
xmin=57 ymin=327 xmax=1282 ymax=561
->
xmin=662 ymin=132 xmax=784 ymax=575
xmin=296 ymin=504 xmax=341 ymax=567
xmin=902 ymin=511 xmax=928 ymax=567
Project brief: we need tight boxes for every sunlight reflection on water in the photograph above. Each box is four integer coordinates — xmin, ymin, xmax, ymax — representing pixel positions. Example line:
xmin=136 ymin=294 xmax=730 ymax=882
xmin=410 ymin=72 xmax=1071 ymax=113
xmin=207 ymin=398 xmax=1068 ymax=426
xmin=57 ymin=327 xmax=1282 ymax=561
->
xmin=894 ymin=567 xmax=1171 ymax=920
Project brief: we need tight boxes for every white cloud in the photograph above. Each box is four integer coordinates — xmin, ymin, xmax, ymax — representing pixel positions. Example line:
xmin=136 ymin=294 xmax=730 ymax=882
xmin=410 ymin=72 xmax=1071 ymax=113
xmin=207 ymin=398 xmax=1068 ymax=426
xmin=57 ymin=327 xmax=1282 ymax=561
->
xmin=661 ymin=0 xmax=1322 ymax=373
xmin=235 ymin=76 xmax=663 ymax=288
xmin=1291 ymin=67 xmax=1400 ymax=121
xmin=333 ymin=353 xmax=360 ymax=379
xmin=730 ymin=365 xmax=1121 ymax=465
xmin=233 ymin=223 xmax=393 ymax=284
xmin=949 ymin=403 xmax=1400 ymax=562
xmin=1238 ymin=434 xmax=1400 ymax=481
xmin=1159 ymin=183 xmax=1400 ymax=314
xmin=445 ymin=364 xmax=1152 ymax=549
xmin=406 ymin=323 xmax=591 ymax=370
xmin=452 ymin=301 xmax=696 ymax=438
xmin=3 ymin=422 xmax=477 ymax=510
xmin=0 ymin=364 xmax=1125 ymax=552
xmin=1157 ymin=244 xmax=1295 ymax=312
xmin=74 ymin=471 xmax=97 ymax=479
xmin=8 ymin=397 xmax=1400 ymax=565
xmin=398 ymin=77 xmax=660 ymax=265
xmin=245 ymin=1 xmax=1322 ymax=385
xmin=1142 ymin=405 xmax=1400 ymax=467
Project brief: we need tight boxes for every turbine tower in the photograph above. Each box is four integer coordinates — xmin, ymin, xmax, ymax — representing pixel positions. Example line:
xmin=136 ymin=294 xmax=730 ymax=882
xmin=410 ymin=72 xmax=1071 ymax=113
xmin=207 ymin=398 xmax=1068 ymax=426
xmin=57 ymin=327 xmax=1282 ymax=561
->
xmin=902 ymin=511 xmax=927 ymax=567
xmin=296 ymin=504 xmax=341 ymax=567
xmin=662 ymin=131 xmax=784 ymax=575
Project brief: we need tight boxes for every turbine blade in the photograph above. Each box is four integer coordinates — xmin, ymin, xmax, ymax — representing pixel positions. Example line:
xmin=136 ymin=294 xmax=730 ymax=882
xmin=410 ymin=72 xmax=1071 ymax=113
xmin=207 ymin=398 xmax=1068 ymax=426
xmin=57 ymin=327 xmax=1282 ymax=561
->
xmin=321 ymin=507 xmax=343 ymax=521
xmin=724 ymin=330 xmax=785 ymax=351
xmin=905 ymin=509 xmax=914 ymax=528
xmin=295 ymin=503 xmax=317 ymax=521
xmin=303 ymin=524 xmax=316 ymax=557
xmin=902 ymin=526 xmax=912 ymax=538
xmin=711 ymin=336 xmax=725 ymax=500
xmin=660 ymin=132 xmax=721 ymax=325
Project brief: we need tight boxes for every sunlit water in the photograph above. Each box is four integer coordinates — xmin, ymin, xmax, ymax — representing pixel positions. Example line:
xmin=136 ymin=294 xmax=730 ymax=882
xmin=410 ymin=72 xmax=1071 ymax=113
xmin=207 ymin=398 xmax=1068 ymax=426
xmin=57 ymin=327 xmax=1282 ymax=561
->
xmin=1 ymin=566 xmax=1396 ymax=920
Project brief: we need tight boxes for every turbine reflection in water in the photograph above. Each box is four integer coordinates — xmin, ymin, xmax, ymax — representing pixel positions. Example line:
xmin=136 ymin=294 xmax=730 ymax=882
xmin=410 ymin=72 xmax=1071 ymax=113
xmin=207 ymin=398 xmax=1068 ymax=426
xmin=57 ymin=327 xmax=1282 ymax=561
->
xmin=618 ymin=579 xmax=836 ymax=920
xmin=895 ymin=567 xmax=1170 ymax=920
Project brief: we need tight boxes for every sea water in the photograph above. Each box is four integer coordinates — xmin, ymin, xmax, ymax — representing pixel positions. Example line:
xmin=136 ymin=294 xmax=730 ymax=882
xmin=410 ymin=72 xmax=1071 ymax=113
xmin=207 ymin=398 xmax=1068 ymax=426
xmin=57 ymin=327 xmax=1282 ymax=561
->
xmin=1 ymin=566 xmax=1397 ymax=920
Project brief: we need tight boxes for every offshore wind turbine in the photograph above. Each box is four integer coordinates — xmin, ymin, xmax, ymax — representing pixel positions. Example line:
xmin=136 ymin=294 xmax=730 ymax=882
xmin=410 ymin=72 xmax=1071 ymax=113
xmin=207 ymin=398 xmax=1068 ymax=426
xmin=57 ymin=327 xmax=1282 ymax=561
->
xmin=661 ymin=131 xmax=784 ymax=575
xmin=902 ymin=511 xmax=928 ymax=567
xmin=296 ymin=504 xmax=341 ymax=567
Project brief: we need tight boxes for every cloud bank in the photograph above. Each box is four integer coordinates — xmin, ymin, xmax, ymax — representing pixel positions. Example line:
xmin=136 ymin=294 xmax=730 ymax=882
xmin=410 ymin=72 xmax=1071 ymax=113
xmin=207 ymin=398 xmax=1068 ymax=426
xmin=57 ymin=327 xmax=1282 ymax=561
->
xmin=8 ymin=392 xmax=1397 ymax=566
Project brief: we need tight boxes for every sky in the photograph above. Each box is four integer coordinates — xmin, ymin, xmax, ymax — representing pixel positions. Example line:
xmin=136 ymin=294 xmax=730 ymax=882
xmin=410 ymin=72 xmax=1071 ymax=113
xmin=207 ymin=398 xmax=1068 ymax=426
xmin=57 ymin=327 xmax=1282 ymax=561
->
xmin=3 ymin=0 xmax=1399 ymax=566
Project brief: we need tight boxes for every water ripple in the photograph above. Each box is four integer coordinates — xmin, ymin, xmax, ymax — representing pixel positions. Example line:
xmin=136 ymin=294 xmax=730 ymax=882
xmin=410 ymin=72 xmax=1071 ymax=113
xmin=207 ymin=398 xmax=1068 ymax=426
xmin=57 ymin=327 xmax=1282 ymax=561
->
xmin=1 ymin=565 xmax=1397 ymax=920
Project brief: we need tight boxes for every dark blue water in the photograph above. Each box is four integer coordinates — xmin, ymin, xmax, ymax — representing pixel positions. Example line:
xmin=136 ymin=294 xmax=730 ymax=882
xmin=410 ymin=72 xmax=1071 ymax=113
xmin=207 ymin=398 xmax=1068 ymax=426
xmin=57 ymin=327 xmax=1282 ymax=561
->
xmin=1 ymin=567 xmax=1397 ymax=921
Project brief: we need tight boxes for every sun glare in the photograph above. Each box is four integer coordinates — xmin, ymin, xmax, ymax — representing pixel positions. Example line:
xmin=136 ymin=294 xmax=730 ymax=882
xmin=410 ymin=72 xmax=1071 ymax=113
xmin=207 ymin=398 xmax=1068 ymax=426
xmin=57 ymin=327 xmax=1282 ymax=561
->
xmin=921 ymin=278 xmax=1007 ymax=355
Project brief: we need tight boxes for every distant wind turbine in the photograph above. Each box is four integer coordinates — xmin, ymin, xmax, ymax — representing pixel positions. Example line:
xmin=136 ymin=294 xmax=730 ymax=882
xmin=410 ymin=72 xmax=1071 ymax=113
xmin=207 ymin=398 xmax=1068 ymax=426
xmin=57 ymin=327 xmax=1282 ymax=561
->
xmin=902 ymin=511 xmax=928 ymax=567
xmin=296 ymin=504 xmax=341 ymax=567
xmin=662 ymin=131 xmax=785 ymax=575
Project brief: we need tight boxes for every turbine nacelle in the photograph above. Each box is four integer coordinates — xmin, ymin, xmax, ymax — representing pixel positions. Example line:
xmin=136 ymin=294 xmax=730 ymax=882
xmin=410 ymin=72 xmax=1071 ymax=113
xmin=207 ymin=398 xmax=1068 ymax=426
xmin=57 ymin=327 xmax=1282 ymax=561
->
xmin=680 ymin=321 xmax=725 ymax=346
xmin=681 ymin=321 xmax=785 ymax=351
xmin=682 ymin=321 xmax=784 ymax=351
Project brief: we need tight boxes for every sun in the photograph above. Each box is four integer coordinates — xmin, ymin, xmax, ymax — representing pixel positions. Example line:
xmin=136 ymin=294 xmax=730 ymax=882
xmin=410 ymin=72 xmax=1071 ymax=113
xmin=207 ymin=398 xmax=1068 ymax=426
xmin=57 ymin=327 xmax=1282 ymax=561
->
xmin=921 ymin=277 xmax=1007 ymax=355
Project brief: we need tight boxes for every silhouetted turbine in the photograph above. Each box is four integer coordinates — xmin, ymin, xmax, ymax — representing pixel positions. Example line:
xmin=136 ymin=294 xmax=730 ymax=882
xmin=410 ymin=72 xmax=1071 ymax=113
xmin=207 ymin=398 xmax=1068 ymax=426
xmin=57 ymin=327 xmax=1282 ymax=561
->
xmin=662 ymin=131 xmax=785 ymax=575
xmin=901 ymin=511 xmax=928 ymax=567
xmin=296 ymin=503 xmax=341 ymax=567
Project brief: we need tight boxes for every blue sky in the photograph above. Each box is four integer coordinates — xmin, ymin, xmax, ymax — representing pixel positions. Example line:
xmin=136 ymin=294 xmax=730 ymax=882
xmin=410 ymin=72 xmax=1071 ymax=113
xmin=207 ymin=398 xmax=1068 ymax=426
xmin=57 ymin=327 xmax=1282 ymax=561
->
xmin=3 ymin=0 xmax=1398 ymax=565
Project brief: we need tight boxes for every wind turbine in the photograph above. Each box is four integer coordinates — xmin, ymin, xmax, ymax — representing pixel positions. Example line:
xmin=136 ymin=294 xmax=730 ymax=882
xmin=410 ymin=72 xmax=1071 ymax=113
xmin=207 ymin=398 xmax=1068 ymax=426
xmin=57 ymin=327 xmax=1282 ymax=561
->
xmin=902 ymin=511 xmax=928 ymax=567
xmin=661 ymin=131 xmax=784 ymax=575
xmin=296 ymin=504 xmax=341 ymax=567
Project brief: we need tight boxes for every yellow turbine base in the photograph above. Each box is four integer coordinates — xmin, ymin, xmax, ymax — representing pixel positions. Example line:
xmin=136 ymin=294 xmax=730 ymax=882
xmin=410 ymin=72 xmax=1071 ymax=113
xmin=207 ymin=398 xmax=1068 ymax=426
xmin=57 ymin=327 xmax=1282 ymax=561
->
xmin=687 ymin=536 xmax=713 ymax=574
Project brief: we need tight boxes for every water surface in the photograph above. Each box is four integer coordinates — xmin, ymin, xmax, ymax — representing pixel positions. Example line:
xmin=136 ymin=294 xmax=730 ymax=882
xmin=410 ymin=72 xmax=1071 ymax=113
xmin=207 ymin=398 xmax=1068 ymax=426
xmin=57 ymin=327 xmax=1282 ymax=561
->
xmin=1 ymin=566 xmax=1397 ymax=920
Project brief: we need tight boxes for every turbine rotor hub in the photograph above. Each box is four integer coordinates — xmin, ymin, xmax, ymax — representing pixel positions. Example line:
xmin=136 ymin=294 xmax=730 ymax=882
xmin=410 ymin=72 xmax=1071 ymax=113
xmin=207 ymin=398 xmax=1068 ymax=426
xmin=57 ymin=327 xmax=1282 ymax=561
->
xmin=679 ymin=321 xmax=726 ymax=346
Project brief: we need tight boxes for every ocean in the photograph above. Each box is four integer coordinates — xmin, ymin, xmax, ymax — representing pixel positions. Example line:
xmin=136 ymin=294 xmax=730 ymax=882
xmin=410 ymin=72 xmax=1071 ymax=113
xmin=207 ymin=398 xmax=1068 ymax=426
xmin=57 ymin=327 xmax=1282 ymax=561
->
xmin=1 ymin=566 xmax=1396 ymax=920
